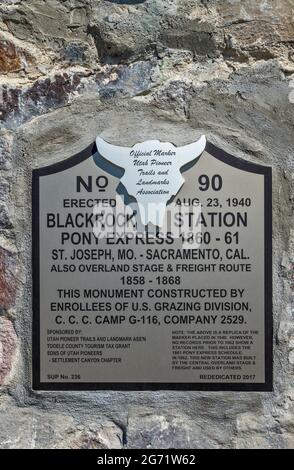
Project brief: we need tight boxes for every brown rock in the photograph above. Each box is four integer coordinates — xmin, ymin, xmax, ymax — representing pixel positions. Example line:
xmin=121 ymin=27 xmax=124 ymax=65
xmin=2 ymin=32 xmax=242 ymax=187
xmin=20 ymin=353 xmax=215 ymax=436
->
xmin=56 ymin=424 xmax=123 ymax=449
xmin=0 ymin=69 xmax=87 ymax=127
xmin=216 ymin=0 xmax=294 ymax=61
xmin=0 ymin=243 xmax=18 ymax=310
xmin=0 ymin=33 xmax=34 ymax=73
xmin=0 ymin=317 xmax=17 ymax=387
xmin=0 ymin=39 xmax=21 ymax=73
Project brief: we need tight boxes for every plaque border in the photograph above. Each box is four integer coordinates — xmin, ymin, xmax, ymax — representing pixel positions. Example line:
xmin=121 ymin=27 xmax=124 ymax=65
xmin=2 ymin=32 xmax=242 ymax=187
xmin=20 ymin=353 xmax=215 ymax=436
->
xmin=32 ymin=141 xmax=273 ymax=392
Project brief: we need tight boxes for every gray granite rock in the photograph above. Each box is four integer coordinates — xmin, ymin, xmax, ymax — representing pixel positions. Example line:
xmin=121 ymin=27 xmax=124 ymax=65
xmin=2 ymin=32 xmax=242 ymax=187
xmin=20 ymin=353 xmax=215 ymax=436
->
xmin=0 ymin=0 xmax=293 ymax=449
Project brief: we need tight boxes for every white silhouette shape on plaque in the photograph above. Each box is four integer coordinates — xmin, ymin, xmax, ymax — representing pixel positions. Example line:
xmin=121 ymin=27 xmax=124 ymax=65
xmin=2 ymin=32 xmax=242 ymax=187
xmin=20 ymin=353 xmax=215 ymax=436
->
xmin=96 ymin=135 xmax=206 ymax=226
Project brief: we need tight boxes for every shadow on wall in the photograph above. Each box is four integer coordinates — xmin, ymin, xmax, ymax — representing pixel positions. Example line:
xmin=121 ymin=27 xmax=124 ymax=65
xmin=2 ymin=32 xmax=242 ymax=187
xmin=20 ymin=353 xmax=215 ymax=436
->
xmin=93 ymin=150 xmax=137 ymax=207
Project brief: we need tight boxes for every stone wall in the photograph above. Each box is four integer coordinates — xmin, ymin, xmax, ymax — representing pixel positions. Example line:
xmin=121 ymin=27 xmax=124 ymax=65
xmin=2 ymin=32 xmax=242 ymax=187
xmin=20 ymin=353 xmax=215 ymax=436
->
xmin=0 ymin=0 xmax=293 ymax=449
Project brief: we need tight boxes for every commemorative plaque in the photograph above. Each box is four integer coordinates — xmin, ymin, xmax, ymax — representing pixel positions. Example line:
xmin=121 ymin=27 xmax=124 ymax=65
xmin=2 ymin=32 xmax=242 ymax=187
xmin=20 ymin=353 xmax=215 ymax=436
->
xmin=32 ymin=136 xmax=272 ymax=391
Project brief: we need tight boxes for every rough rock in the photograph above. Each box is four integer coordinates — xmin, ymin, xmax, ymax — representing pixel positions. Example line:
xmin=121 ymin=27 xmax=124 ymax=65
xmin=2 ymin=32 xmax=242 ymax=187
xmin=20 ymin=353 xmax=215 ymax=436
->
xmin=127 ymin=409 xmax=233 ymax=449
xmin=0 ymin=318 xmax=18 ymax=387
xmin=0 ymin=398 xmax=123 ymax=448
xmin=0 ymin=31 xmax=37 ymax=74
xmin=0 ymin=237 xmax=18 ymax=310
xmin=0 ymin=130 xmax=13 ymax=169
xmin=56 ymin=423 xmax=123 ymax=449
xmin=0 ymin=204 xmax=13 ymax=229
xmin=0 ymin=0 xmax=293 ymax=450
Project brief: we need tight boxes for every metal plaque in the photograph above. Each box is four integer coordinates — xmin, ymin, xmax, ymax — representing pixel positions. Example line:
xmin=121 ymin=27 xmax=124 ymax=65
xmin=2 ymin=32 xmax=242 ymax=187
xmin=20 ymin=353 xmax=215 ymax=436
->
xmin=32 ymin=140 xmax=272 ymax=391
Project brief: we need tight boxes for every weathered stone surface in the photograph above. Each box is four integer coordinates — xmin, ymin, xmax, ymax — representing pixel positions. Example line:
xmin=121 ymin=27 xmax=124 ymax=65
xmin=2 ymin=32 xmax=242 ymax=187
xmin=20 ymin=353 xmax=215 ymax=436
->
xmin=0 ymin=0 xmax=95 ymax=68
xmin=0 ymin=204 xmax=13 ymax=229
xmin=56 ymin=423 xmax=123 ymax=449
xmin=0 ymin=237 xmax=18 ymax=310
xmin=278 ymin=322 xmax=294 ymax=345
xmin=0 ymin=0 xmax=293 ymax=450
xmin=88 ymin=0 xmax=294 ymax=65
xmin=0 ymin=398 xmax=123 ymax=449
xmin=0 ymin=62 xmax=158 ymax=128
xmin=235 ymin=412 xmax=286 ymax=448
xmin=0 ymin=318 xmax=18 ymax=387
xmin=0 ymin=176 xmax=10 ymax=202
xmin=0 ymin=178 xmax=13 ymax=228
xmin=0 ymin=69 xmax=88 ymax=128
xmin=0 ymin=31 xmax=36 ymax=74
xmin=127 ymin=409 xmax=233 ymax=449
xmin=0 ymin=130 xmax=13 ymax=170
xmin=1 ymin=0 xmax=293 ymax=129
